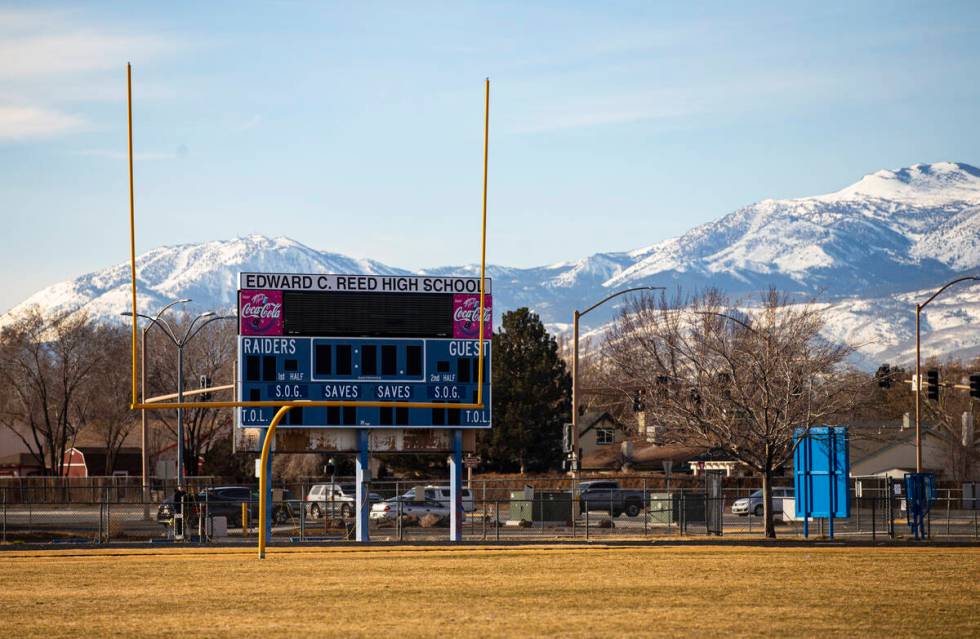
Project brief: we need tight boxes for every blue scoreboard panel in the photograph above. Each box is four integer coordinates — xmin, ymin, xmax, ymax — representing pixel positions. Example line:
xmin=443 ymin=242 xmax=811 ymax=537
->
xmin=236 ymin=273 xmax=492 ymax=430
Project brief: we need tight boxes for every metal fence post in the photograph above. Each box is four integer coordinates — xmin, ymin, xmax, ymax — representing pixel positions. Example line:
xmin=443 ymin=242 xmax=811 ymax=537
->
xmin=680 ymin=492 xmax=686 ymax=535
xmin=856 ymin=494 xmax=861 ymax=531
xmin=643 ymin=479 xmax=648 ymax=538
xmin=585 ymin=500 xmax=589 ymax=541
xmin=887 ymin=480 xmax=894 ymax=539
xmin=495 ymin=500 xmax=499 ymax=542
xmin=482 ymin=500 xmax=487 ymax=541
xmin=946 ymin=491 xmax=951 ymax=537
xmin=571 ymin=479 xmax=576 ymax=539
xmin=105 ymin=487 xmax=111 ymax=543
xmin=871 ymin=495 xmax=876 ymax=544
xmin=2 ymin=489 xmax=5 ymax=544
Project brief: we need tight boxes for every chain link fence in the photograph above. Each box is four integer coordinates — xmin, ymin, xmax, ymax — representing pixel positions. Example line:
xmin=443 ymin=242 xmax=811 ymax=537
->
xmin=2 ymin=476 xmax=978 ymax=544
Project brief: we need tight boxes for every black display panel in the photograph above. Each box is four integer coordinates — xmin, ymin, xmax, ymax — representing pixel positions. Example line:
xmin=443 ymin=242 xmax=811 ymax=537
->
xmin=282 ymin=291 xmax=454 ymax=337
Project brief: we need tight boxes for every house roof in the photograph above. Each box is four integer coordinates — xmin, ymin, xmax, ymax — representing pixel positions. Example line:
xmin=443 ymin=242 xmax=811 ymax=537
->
xmin=71 ymin=424 xmax=142 ymax=448
xmin=581 ymin=442 xmax=718 ymax=470
xmin=0 ymin=452 xmax=45 ymax=467
xmin=847 ymin=422 xmax=943 ymax=465
xmin=578 ymin=411 xmax=627 ymax=437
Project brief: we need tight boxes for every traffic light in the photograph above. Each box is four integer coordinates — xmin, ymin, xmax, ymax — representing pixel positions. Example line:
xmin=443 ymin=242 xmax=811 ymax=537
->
xmin=970 ymin=373 xmax=980 ymax=399
xmin=632 ymin=389 xmax=645 ymax=413
xmin=926 ymin=369 xmax=939 ymax=401
xmin=875 ymin=364 xmax=892 ymax=389
xmin=199 ymin=375 xmax=213 ymax=402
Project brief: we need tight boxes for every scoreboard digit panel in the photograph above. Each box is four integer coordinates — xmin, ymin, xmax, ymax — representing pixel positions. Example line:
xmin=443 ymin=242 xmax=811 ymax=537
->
xmin=236 ymin=273 xmax=492 ymax=430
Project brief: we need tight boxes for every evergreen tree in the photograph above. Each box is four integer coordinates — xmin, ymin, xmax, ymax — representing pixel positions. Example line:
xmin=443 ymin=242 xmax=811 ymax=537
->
xmin=478 ymin=308 xmax=571 ymax=473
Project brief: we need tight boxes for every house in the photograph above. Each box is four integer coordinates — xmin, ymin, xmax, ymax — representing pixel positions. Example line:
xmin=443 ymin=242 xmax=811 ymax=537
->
xmin=0 ymin=453 xmax=46 ymax=477
xmin=576 ymin=411 xmax=629 ymax=467
xmin=62 ymin=447 xmax=143 ymax=477
xmin=848 ymin=424 xmax=963 ymax=480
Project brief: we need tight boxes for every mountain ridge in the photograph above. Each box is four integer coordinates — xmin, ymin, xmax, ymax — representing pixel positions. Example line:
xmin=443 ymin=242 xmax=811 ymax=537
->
xmin=5 ymin=161 xmax=979 ymax=367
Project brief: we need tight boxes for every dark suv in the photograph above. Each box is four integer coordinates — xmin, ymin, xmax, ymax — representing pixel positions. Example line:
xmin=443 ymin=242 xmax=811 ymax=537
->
xmin=157 ymin=486 xmax=296 ymax=528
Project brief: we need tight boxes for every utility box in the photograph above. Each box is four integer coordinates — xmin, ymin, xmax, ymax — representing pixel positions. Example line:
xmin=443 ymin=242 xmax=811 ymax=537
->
xmin=962 ymin=482 xmax=979 ymax=510
xmin=647 ymin=492 xmax=706 ymax=525
xmin=208 ymin=516 xmax=228 ymax=539
xmin=509 ymin=490 xmax=571 ymax=523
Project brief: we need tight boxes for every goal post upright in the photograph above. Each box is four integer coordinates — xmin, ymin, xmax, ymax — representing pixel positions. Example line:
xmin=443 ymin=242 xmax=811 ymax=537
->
xmin=127 ymin=67 xmax=492 ymax=558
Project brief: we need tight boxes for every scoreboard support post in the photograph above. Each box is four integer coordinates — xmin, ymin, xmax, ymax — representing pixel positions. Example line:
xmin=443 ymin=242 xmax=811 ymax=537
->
xmin=355 ymin=429 xmax=370 ymax=542
xmin=449 ymin=429 xmax=463 ymax=542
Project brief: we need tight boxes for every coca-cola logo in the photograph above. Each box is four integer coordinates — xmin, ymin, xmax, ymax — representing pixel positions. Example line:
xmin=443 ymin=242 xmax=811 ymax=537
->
xmin=241 ymin=294 xmax=282 ymax=319
xmin=453 ymin=294 xmax=492 ymax=339
xmin=453 ymin=299 xmax=492 ymax=323
xmin=240 ymin=289 xmax=283 ymax=336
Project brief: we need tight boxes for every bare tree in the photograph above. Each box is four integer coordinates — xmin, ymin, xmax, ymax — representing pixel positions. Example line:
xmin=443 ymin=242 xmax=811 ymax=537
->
xmin=602 ymin=288 xmax=860 ymax=537
xmin=0 ymin=307 xmax=103 ymax=475
xmin=78 ymin=325 xmax=139 ymax=474
xmin=145 ymin=318 xmax=236 ymax=478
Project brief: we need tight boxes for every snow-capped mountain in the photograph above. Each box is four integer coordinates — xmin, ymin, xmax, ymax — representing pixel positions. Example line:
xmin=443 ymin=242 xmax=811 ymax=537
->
xmin=4 ymin=162 xmax=979 ymax=367
xmin=605 ymin=161 xmax=980 ymax=296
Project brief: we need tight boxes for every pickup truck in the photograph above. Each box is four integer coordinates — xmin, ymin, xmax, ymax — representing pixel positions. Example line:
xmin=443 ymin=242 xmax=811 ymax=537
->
xmin=578 ymin=480 xmax=645 ymax=518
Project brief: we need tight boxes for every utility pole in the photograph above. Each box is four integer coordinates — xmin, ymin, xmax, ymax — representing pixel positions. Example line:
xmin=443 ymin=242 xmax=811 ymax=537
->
xmin=570 ymin=287 xmax=664 ymax=506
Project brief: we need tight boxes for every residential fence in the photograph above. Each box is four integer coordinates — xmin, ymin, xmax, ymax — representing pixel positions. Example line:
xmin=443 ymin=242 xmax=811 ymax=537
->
xmin=1 ymin=475 xmax=978 ymax=545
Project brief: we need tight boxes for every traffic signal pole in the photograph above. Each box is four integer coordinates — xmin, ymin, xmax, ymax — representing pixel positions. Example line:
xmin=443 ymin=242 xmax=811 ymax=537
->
xmin=915 ymin=303 xmax=922 ymax=473
xmin=913 ymin=276 xmax=980 ymax=474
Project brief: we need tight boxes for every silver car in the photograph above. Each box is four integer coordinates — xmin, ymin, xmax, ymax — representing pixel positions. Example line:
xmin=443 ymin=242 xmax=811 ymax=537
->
xmin=369 ymin=497 xmax=451 ymax=523
xmin=731 ymin=487 xmax=794 ymax=517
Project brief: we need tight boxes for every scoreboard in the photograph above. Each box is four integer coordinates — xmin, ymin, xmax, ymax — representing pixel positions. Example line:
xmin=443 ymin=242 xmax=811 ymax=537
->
xmin=236 ymin=273 xmax=491 ymax=430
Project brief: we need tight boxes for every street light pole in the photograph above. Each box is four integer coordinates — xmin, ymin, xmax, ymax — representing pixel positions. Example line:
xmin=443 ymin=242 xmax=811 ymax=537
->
xmin=913 ymin=275 xmax=980 ymax=472
xmin=124 ymin=306 xmax=233 ymax=486
xmin=570 ymin=286 xmax=665 ymax=481
xmin=129 ymin=299 xmax=190 ymax=519
xmin=176 ymin=342 xmax=185 ymax=485
xmin=141 ymin=326 xmax=148 ymax=517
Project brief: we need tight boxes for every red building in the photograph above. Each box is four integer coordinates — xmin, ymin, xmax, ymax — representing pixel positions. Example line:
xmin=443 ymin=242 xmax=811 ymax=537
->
xmin=62 ymin=447 xmax=143 ymax=477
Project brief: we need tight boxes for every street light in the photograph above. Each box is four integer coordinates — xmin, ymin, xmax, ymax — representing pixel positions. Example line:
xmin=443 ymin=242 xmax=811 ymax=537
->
xmin=123 ymin=306 xmax=235 ymax=484
xmin=914 ymin=275 xmax=980 ymax=472
xmin=122 ymin=299 xmax=189 ymax=517
xmin=571 ymin=286 xmax=665 ymax=480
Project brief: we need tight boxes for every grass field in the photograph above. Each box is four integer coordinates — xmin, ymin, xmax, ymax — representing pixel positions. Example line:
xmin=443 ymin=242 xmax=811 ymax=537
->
xmin=1 ymin=544 xmax=977 ymax=638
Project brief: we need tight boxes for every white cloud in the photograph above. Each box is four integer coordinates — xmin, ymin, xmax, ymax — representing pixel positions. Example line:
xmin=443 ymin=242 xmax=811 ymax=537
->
xmin=0 ymin=105 xmax=85 ymax=140
xmin=238 ymin=114 xmax=262 ymax=131
xmin=0 ymin=8 xmax=176 ymax=143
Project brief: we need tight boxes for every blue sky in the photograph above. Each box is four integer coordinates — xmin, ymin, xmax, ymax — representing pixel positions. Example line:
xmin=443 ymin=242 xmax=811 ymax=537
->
xmin=1 ymin=2 xmax=979 ymax=311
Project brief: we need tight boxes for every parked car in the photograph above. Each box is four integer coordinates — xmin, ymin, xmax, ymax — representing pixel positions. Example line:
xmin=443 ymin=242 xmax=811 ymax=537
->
xmin=369 ymin=496 xmax=451 ymax=523
xmin=731 ymin=487 xmax=794 ymax=517
xmin=398 ymin=485 xmax=476 ymax=513
xmin=306 ymin=482 xmax=382 ymax=519
xmin=578 ymin=480 xmax=645 ymax=518
xmin=158 ymin=486 xmax=296 ymax=528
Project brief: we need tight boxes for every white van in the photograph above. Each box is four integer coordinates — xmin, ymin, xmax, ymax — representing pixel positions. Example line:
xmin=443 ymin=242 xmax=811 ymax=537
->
xmin=401 ymin=485 xmax=475 ymax=513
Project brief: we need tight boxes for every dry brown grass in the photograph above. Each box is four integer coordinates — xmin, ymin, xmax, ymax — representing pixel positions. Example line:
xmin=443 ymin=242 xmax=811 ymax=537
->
xmin=0 ymin=544 xmax=977 ymax=638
